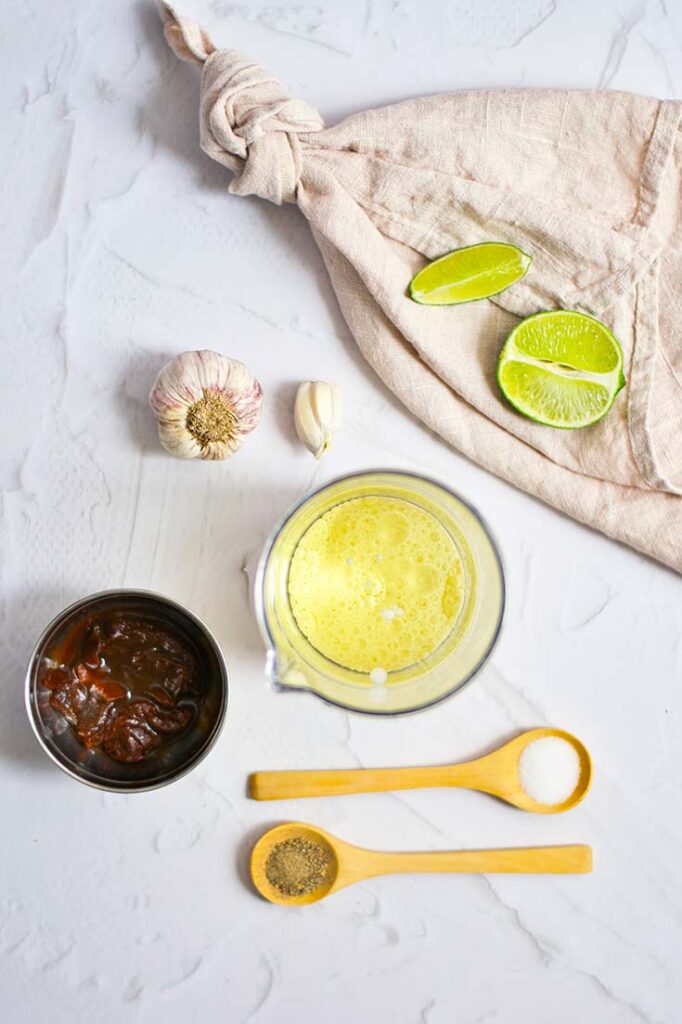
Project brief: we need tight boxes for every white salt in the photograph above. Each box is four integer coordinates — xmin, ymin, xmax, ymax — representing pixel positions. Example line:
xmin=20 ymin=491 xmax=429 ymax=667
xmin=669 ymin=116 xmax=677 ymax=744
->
xmin=518 ymin=736 xmax=581 ymax=805
xmin=369 ymin=668 xmax=388 ymax=686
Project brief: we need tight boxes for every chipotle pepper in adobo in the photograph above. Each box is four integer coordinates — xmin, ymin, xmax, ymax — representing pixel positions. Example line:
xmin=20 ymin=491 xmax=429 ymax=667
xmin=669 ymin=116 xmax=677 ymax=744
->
xmin=40 ymin=611 xmax=203 ymax=763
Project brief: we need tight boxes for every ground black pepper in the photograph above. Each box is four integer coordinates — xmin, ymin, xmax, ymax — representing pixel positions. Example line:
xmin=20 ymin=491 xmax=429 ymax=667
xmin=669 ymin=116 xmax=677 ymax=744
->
xmin=265 ymin=836 xmax=333 ymax=897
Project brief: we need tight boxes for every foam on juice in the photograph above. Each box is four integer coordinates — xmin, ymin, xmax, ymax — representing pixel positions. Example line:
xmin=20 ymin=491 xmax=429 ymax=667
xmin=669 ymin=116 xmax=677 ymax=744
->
xmin=287 ymin=496 xmax=464 ymax=675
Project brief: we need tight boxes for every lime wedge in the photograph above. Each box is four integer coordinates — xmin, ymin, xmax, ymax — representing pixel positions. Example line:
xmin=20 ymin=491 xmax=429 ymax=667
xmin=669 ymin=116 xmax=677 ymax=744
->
xmin=497 ymin=310 xmax=626 ymax=429
xmin=409 ymin=242 xmax=531 ymax=305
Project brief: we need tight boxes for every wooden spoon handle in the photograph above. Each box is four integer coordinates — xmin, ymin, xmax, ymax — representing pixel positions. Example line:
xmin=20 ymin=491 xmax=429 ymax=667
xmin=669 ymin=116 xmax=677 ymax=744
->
xmin=361 ymin=845 xmax=592 ymax=877
xmin=249 ymin=765 xmax=454 ymax=800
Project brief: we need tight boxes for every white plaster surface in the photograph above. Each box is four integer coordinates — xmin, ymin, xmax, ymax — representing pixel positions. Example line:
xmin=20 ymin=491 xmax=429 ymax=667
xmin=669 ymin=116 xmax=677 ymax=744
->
xmin=2 ymin=1 xmax=682 ymax=1021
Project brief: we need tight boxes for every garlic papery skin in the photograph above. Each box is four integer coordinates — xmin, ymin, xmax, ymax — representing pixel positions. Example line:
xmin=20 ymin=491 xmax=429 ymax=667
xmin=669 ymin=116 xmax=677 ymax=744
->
xmin=294 ymin=381 xmax=341 ymax=459
xmin=149 ymin=350 xmax=263 ymax=460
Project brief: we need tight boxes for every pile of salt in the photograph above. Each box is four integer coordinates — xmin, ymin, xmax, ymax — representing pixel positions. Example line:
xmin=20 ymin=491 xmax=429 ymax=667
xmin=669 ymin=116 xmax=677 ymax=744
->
xmin=518 ymin=736 xmax=581 ymax=806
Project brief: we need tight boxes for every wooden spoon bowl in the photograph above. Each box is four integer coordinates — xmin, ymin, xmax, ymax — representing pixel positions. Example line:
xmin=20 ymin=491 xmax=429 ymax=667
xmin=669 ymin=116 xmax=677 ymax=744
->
xmin=250 ymin=822 xmax=340 ymax=906
xmin=490 ymin=727 xmax=592 ymax=813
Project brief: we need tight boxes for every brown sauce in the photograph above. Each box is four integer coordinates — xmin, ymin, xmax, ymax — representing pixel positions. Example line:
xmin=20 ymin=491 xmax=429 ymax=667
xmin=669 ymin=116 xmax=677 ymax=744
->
xmin=40 ymin=611 xmax=203 ymax=763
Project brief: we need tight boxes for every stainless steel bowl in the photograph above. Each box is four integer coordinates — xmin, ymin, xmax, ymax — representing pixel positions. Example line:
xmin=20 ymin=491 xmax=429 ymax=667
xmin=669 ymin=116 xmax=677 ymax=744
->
xmin=25 ymin=590 xmax=228 ymax=792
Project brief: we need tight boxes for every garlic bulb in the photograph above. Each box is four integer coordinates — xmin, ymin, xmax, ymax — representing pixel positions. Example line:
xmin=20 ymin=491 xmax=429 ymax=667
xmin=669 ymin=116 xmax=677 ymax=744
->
xmin=150 ymin=350 xmax=263 ymax=460
xmin=294 ymin=381 xmax=342 ymax=459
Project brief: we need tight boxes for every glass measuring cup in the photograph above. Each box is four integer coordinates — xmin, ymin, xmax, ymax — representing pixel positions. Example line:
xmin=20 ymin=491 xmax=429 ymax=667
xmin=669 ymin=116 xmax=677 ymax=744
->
xmin=254 ymin=470 xmax=505 ymax=715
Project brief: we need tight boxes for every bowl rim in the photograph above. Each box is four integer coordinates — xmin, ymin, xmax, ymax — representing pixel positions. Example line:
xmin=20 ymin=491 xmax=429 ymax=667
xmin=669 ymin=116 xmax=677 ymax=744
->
xmin=254 ymin=468 xmax=506 ymax=717
xmin=25 ymin=588 xmax=229 ymax=792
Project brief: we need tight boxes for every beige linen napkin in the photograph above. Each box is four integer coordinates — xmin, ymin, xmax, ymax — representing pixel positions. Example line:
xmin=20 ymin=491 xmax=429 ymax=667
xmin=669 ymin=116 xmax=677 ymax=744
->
xmin=161 ymin=3 xmax=682 ymax=572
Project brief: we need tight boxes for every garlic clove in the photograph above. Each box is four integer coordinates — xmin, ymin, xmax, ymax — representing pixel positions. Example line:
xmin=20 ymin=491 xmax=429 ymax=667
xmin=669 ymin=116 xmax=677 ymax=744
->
xmin=157 ymin=421 xmax=204 ymax=459
xmin=294 ymin=381 xmax=342 ymax=459
xmin=150 ymin=350 xmax=263 ymax=460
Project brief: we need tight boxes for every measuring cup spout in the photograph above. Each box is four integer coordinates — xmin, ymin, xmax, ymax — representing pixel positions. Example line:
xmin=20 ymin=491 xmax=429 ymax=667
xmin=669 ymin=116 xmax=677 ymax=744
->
xmin=265 ymin=647 xmax=313 ymax=693
xmin=264 ymin=647 xmax=282 ymax=688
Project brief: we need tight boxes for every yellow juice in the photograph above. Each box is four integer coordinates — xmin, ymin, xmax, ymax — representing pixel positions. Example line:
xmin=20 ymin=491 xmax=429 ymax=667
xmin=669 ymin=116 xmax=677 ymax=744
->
xmin=288 ymin=496 xmax=464 ymax=675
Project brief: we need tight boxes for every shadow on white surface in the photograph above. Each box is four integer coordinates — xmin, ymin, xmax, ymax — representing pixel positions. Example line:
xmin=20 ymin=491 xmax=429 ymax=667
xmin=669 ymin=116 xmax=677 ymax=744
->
xmin=235 ymin=819 xmax=283 ymax=898
xmin=117 ymin=345 xmax=177 ymax=451
xmin=136 ymin=0 xmax=228 ymax=196
xmin=0 ymin=588 xmax=84 ymax=774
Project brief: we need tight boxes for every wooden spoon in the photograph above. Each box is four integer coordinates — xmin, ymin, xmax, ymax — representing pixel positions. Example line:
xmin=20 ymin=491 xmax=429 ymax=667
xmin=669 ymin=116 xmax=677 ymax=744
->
xmin=250 ymin=822 xmax=593 ymax=906
xmin=249 ymin=727 xmax=592 ymax=813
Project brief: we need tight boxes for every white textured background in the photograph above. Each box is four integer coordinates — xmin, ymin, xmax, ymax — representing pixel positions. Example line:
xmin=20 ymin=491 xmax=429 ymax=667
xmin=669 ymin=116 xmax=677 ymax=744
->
xmin=2 ymin=1 xmax=682 ymax=1022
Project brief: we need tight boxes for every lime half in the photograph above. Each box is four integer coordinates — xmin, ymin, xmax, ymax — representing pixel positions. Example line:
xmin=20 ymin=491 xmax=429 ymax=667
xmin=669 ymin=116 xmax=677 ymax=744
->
xmin=497 ymin=310 xmax=625 ymax=429
xmin=409 ymin=242 xmax=531 ymax=305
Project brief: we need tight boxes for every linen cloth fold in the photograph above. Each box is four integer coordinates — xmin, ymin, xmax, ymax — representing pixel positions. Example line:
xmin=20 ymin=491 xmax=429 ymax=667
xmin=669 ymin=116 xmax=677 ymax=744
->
xmin=160 ymin=3 xmax=682 ymax=572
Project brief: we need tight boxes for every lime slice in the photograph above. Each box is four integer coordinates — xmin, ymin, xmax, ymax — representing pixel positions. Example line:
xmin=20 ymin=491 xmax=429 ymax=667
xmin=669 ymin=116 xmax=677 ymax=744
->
xmin=409 ymin=242 xmax=531 ymax=305
xmin=497 ymin=310 xmax=626 ymax=429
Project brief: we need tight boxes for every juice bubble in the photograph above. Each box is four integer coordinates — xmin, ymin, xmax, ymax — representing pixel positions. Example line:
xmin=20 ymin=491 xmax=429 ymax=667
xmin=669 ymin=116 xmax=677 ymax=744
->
xmin=377 ymin=512 xmax=409 ymax=545
xmin=415 ymin=564 xmax=439 ymax=594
